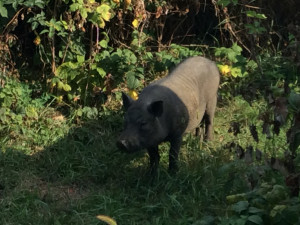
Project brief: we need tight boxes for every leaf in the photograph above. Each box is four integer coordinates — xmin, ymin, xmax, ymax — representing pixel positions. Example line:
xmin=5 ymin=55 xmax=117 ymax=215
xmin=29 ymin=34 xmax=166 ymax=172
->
xmin=270 ymin=204 xmax=286 ymax=218
xmin=129 ymin=90 xmax=138 ymax=100
xmin=231 ymin=67 xmax=242 ymax=78
xmin=25 ymin=106 xmax=38 ymax=119
xmin=236 ymin=217 xmax=247 ymax=225
xmin=218 ymin=64 xmax=231 ymax=76
xmin=145 ymin=52 xmax=153 ymax=60
xmin=40 ymin=29 xmax=49 ymax=35
xmin=77 ymin=55 xmax=85 ymax=63
xmin=80 ymin=8 xmax=88 ymax=19
xmin=69 ymin=3 xmax=80 ymax=11
xmin=97 ymin=4 xmax=111 ymax=21
xmin=34 ymin=0 xmax=45 ymax=8
xmin=226 ymin=193 xmax=246 ymax=203
xmin=96 ymin=68 xmax=106 ymax=78
xmin=136 ymin=67 xmax=144 ymax=75
xmin=96 ymin=215 xmax=117 ymax=225
xmin=246 ymin=60 xmax=258 ymax=71
xmin=31 ymin=22 xmax=39 ymax=31
xmin=63 ymin=84 xmax=72 ymax=92
xmin=100 ymin=39 xmax=108 ymax=48
xmin=246 ymin=11 xmax=267 ymax=19
xmin=288 ymin=92 xmax=300 ymax=112
xmin=126 ymin=71 xmax=140 ymax=89
xmin=0 ymin=3 xmax=8 ymax=18
xmin=82 ymin=107 xmax=98 ymax=119
xmin=15 ymin=114 xmax=23 ymax=125
xmin=132 ymin=19 xmax=139 ymax=28
xmin=231 ymin=201 xmax=249 ymax=214
xmin=248 ymin=207 xmax=264 ymax=214
xmin=125 ymin=0 xmax=131 ymax=7
xmin=0 ymin=108 xmax=7 ymax=123
xmin=57 ymin=81 xmax=64 ymax=90
xmin=98 ymin=17 xmax=105 ymax=28
xmin=227 ymin=51 xmax=238 ymax=63
xmin=232 ymin=43 xmax=243 ymax=54
xmin=247 ymin=215 xmax=263 ymax=225
xmin=76 ymin=108 xmax=83 ymax=117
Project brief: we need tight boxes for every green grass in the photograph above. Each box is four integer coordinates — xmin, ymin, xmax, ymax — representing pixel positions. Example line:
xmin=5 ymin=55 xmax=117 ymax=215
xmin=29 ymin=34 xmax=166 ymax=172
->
xmin=0 ymin=96 xmax=299 ymax=225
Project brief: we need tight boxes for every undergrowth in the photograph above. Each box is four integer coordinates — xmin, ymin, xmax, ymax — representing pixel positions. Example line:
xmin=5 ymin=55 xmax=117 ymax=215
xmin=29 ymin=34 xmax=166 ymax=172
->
xmin=0 ymin=81 xmax=299 ymax=224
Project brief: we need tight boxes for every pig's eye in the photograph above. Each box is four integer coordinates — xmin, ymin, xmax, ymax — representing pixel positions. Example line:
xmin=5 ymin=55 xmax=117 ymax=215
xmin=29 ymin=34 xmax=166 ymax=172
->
xmin=140 ymin=121 xmax=148 ymax=130
xmin=140 ymin=121 xmax=147 ymax=127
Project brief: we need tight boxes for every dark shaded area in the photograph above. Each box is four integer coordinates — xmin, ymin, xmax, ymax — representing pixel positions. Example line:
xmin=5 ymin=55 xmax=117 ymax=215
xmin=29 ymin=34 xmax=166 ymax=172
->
xmin=161 ymin=1 xmax=219 ymax=45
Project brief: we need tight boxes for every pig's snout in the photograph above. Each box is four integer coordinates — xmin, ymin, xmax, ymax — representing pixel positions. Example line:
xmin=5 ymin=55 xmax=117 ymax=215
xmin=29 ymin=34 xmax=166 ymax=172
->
xmin=117 ymin=139 xmax=129 ymax=151
xmin=117 ymin=136 xmax=140 ymax=153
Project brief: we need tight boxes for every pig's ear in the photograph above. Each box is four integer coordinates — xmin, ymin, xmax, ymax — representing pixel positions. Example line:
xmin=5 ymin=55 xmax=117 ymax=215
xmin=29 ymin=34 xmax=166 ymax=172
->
xmin=122 ymin=92 xmax=134 ymax=111
xmin=148 ymin=100 xmax=163 ymax=117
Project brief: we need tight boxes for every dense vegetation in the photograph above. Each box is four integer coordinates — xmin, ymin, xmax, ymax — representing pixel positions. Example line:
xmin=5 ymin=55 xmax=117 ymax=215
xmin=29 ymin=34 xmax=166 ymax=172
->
xmin=0 ymin=0 xmax=299 ymax=224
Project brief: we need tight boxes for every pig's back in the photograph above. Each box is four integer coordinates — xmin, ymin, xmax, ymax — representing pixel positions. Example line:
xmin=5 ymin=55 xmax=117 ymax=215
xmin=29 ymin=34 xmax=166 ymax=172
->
xmin=157 ymin=56 xmax=220 ymax=132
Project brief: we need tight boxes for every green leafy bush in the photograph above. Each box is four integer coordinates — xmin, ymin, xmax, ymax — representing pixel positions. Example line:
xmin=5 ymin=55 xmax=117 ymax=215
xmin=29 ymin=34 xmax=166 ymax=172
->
xmin=0 ymin=77 xmax=68 ymax=152
xmin=223 ymin=182 xmax=300 ymax=225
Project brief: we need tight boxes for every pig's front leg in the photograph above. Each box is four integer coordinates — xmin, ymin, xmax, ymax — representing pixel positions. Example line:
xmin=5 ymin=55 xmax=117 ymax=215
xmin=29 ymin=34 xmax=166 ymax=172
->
xmin=147 ymin=146 xmax=160 ymax=174
xmin=169 ymin=136 xmax=182 ymax=173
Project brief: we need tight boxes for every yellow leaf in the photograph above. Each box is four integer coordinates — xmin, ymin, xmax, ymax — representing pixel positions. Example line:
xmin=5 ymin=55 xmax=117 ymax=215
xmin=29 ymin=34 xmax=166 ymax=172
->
xmin=98 ymin=17 xmax=105 ymax=28
xmin=218 ymin=64 xmax=231 ymax=76
xmin=33 ymin=35 xmax=41 ymax=46
xmin=129 ymin=90 xmax=138 ymax=100
xmin=97 ymin=4 xmax=112 ymax=21
xmin=112 ymin=0 xmax=120 ymax=4
xmin=57 ymin=81 xmax=64 ymax=90
xmin=125 ymin=0 xmax=131 ymax=7
xmin=132 ymin=19 xmax=139 ymax=28
xmin=96 ymin=215 xmax=117 ymax=225
xmin=56 ymin=96 xmax=63 ymax=103
xmin=63 ymin=84 xmax=72 ymax=92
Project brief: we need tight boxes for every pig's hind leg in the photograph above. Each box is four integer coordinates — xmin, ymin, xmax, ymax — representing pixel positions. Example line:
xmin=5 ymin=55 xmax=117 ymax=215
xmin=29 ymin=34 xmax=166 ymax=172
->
xmin=204 ymin=95 xmax=217 ymax=140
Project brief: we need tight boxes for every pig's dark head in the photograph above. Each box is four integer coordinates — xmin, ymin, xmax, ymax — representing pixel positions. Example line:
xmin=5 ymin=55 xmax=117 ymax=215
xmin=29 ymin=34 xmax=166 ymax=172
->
xmin=117 ymin=92 xmax=165 ymax=153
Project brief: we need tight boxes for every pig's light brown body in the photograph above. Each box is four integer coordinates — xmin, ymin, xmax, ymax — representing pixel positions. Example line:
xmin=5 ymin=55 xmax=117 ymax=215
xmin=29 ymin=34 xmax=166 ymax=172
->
xmin=154 ymin=56 xmax=220 ymax=136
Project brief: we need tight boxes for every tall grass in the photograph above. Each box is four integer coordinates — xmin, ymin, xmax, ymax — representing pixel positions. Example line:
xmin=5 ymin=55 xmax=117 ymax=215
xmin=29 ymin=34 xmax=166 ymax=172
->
xmin=0 ymin=96 xmax=296 ymax=225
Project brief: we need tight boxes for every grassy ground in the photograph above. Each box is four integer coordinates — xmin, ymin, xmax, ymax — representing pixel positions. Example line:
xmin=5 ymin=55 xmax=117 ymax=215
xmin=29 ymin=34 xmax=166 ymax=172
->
xmin=0 ymin=95 xmax=297 ymax=225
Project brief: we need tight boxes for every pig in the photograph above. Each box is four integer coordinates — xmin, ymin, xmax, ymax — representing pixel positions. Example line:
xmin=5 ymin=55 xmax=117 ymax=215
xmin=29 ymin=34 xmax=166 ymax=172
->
xmin=117 ymin=56 xmax=220 ymax=173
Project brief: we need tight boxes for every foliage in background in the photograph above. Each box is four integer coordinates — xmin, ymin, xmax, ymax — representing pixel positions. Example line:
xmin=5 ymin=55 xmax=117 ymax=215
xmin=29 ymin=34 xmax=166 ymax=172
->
xmin=1 ymin=0 xmax=298 ymax=102
xmin=0 ymin=76 xmax=69 ymax=153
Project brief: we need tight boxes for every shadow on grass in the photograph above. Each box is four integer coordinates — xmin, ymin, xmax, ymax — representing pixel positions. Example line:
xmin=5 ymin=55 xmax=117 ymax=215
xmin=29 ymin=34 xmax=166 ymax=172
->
xmin=1 ymin=111 xmax=150 ymax=185
xmin=0 ymin=112 xmax=155 ymax=223
xmin=0 ymin=111 xmax=243 ymax=225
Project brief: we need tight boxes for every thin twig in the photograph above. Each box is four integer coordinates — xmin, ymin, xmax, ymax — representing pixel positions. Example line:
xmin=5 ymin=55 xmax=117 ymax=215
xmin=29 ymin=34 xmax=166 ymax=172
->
xmin=2 ymin=7 xmax=24 ymax=34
